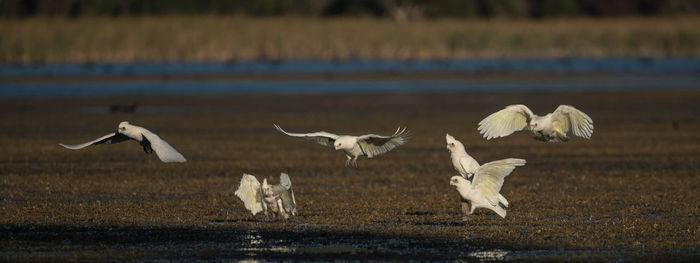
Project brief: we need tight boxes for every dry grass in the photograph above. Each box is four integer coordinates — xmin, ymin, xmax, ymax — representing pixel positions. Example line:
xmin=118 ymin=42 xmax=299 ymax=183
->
xmin=0 ymin=90 xmax=699 ymax=261
xmin=1 ymin=16 xmax=699 ymax=64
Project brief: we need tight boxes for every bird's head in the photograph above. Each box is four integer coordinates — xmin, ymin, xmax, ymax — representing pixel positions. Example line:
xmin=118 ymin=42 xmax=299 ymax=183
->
xmin=334 ymin=137 xmax=354 ymax=151
xmin=261 ymin=178 xmax=272 ymax=195
xmin=117 ymin=121 xmax=130 ymax=133
xmin=529 ymin=119 xmax=542 ymax=131
xmin=445 ymin=133 xmax=465 ymax=153
xmin=450 ymin=176 xmax=466 ymax=187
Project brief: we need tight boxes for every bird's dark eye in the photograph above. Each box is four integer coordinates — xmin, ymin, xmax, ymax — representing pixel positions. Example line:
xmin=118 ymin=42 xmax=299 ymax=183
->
xmin=453 ymin=178 xmax=458 ymax=182
xmin=338 ymin=143 xmax=342 ymax=146
xmin=534 ymin=123 xmax=538 ymax=127
xmin=450 ymin=143 xmax=455 ymax=146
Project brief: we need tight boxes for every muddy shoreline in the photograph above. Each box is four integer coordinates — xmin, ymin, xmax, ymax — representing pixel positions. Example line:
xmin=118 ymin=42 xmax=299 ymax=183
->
xmin=1 ymin=91 xmax=699 ymax=261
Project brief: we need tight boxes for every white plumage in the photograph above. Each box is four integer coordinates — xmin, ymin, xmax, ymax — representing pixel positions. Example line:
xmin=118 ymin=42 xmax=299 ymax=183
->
xmin=446 ymin=134 xmax=525 ymax=218
xmin=274 ymin=124 xmax=410 ymax=167
xmin=446 ymin=133 xmax=480 ymax=179
xmin=478 ymin=105 xmax=593 ymax=142
xmin=234 ymin=173 xmax=297 ymax=220
xmin=59 ymin=121 xmax=186 ymax=163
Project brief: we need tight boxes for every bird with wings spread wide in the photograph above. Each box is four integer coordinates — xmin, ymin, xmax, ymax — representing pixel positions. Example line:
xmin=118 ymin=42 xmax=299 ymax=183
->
xmin=235 ymin=173 xmax=297 ymax=220
xmin=273 ymin=124 xmax=410 ymax=167
xmin=478 ymin=105 xmax=593 ymax=142
xmin=446 ymin=134 xmax=525 ymax=219
xmin=59 ymin=121 xmax=186 ymax=163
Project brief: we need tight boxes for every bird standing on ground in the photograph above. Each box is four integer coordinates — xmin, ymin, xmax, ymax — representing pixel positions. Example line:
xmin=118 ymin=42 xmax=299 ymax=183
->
xmin=446 ymin=133 xmax=481 ymax=216
xmin=235 ymin=173 xmax=297 ymax=220
xmin=446 ymin=134 xmax=525 ymax=219
xmin=446 ymin=133 xmax=480 ymax=179
xmin=273 ymin=124 xmax=410 ymax=167
xmin=59 ymin=121 xmax=186 ymax=163
xmin=478 ymin=105 xmax=593 ymax=142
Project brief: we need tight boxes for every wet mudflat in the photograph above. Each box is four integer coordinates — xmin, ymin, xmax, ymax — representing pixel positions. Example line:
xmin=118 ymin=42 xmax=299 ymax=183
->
xmin=0 ymin=91 xmax=698 ymax=261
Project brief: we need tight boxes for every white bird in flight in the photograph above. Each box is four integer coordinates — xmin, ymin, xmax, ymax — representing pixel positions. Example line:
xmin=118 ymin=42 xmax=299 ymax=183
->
xmin=273 ymin=124 xmax=410 ymax=167
xmin=59 ymin=121 xmax=186 ymax=163
xmin=235 ymin=173 xmax=297 ymax=220
xmin=446 ymin=134 xmax=525 ymax=219
xmin=478 ymin=105 xmax=593 ymax=142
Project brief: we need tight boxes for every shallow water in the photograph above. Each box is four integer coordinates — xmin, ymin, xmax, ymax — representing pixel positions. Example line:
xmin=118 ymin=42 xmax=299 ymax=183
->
xmin=1 ymin=74 xmax=699 ymax=98
xmin=2 ymin=58 xmax=699 ymax=77
xmin=2 ymin=224 xmax=685 ymax=262
xmin=1 ymin=58 xmax=698 ymax=98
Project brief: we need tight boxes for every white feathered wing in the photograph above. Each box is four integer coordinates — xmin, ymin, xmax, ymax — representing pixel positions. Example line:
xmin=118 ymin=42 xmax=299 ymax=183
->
xmin=279 ymin=173 xmax=297 ymax=216
xmin=356 ymin=127 xmax=410 ymax=158
xmin=140 ymin=129 xmax=187 ymax=163
xmin=551 ymin=105 xmax=594 ymax=139
xmin=472 ymin=158 xmax=526 ymax=217
xmin=234 ymin=174 xmax=264 ymax=215
xmin=273 ymin=124 xmax=339 ymax=147
xmin=478 ymin=105 xmax=534 ymax=140
xmin=59 ymin=133 xmax=131 ymax=149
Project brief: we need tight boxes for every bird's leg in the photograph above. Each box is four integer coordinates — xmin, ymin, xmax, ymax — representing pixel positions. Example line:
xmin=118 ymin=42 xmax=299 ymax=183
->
xmin=352 ymin=155 xmax=359 ymax=167
xmin=461 ymin=201 xmax=472 ymax=221
xmin=555 ymin=131 xmax=570 ymax=142
xmin=277 ymin=199 xmax=289 ymax=220
xmin=139 ymin=137 xmax=154 ymax=154
xmin=532 ymin=132 xmax=547 ymax=142
xmin=345 ymin=155 xmax=352 ymax=167
xmin=263 ymin=204 xmax=271 ymax=221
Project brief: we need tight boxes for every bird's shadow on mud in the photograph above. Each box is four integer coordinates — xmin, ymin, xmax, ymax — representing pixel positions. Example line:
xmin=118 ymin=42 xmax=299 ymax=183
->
xmin=0 ymin=224 xmax=479 ymax=261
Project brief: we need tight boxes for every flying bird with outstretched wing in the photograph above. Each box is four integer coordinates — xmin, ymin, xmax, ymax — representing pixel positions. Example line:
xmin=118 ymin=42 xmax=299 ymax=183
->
xmin=234 ymin=173 xmax=297 ymax=220
xmin=274 ymin=124 xmax=410 ymax=167
xmin=446 ymin=134 xmax=525 ymax=219
xmin=478 ymin=105 xmax=593 ymax=142
xmin=59 ymin=121 xmax=186 ymax=163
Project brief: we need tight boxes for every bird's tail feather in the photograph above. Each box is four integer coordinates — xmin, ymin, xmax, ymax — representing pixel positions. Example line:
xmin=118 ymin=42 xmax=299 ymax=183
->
xmin=493 ymin=203 xmax=507 ymax=218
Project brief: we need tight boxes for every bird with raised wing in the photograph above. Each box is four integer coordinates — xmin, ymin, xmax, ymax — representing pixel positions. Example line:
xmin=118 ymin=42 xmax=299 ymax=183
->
xmin=446 ymin=133 xmax=481 ymax=216
xmin=478 ymin=105 xmax=593 ymax=142
xmin=446 ymin=134 xmax=525 ymax=219
xmin=234 ymin=173 xmax=297 ymax=220
xmin=274 ymin=124 xmax=410 ymax=167
xmin=59 ymin=121 xmax=186 ymax=163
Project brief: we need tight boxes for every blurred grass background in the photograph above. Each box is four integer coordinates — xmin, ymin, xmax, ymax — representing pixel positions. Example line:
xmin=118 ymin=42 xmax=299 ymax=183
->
xmin=1 ymin=0 xmax=699 ymax=64
xmin=1 ymin=16 xmax=699 ymax=64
